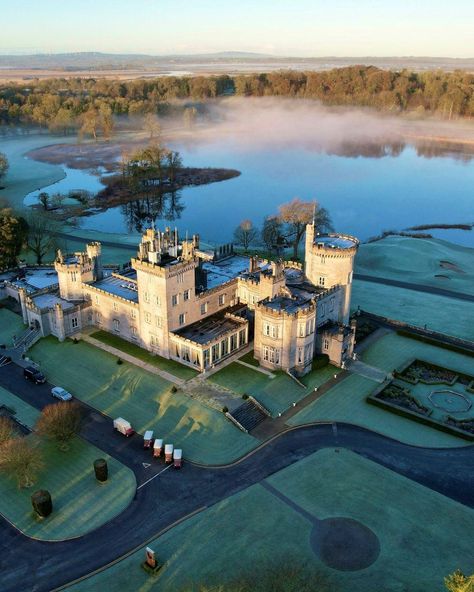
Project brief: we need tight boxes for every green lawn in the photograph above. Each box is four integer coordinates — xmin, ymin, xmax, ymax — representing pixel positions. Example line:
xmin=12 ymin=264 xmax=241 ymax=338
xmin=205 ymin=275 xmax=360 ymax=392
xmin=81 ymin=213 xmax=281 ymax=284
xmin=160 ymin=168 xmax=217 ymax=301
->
xmin=352 ymin=279 xmax=474 ymax=341
xmin=288 ymin=373 xmax=469 ymax=447
xmin=66 ymin=449 xmax=474 ymax=592
xmin=362 ymin=332 xmax=474 ymax=376
xmin=0 ymin=387 xmax=40 ymax=428
xmin=0 ymin=308 xmax=25 ymax=347
xmin=30 ymin=338 xmax=257 ymax=464
xmin=210 ymin=361 xmax=340 ymax=416
xmin=90 ymin=330 xmax=198 ymax=380
xmin=0 ymin=434 xmax=136 ymax=541
xmin=356 ymin=235 xmax=474 ymax=296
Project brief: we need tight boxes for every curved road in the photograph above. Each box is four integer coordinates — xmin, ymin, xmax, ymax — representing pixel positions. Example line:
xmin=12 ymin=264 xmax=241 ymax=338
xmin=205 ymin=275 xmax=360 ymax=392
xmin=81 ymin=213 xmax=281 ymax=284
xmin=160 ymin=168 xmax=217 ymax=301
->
xmin=0 ymin=366 xmax=473 ymax=592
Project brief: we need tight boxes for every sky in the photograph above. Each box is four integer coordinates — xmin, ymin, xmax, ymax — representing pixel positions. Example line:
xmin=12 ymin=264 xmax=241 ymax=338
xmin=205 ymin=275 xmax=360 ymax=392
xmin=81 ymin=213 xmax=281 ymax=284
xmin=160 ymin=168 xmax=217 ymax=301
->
xmin=1 ymin=0 xmax=473 ymax=57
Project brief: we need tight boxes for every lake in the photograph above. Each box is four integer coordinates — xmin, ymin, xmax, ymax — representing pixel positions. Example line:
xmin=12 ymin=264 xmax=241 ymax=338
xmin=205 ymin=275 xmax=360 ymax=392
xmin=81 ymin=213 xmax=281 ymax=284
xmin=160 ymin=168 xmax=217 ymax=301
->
xmin=75 ymin=136 xmax=474 ymax=247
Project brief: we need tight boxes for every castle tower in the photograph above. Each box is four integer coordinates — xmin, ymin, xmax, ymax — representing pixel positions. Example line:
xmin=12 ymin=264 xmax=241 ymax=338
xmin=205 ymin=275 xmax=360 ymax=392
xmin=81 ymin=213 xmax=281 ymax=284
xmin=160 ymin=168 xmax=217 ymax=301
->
xmin=55 ymin=243 xmax=103 ymax=301
xmin=305 ymin=224 xmax=359 ymax=323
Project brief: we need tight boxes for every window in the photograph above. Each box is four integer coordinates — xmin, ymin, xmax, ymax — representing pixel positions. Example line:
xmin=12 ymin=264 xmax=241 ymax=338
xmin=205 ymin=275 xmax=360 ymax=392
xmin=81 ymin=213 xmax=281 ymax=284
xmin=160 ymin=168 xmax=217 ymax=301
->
xmin=130 ymin=309 xmax=137 ymax=319
xmin=172 ymin=294 xmax=178 ymax=306
xmin=297 ymin=347 xmax=303 ymax=364
xmin=298 ymin=323 xmax=305 ymax=337
xmin=203 ymin=349 xmax=210 ymax=368
xmin=330 ymin=297 xmax=335 ymax=312
xmin=211 ymin=343 xmax=220 ymax=361
xmin=323 ymin=338 xmax=329 ymax=351
xmin=218 ymin=294 xmax=225 ymax=306
xmin=156 ymin=295 xmax=161 ymax=306
xmin=113 ymin=319 xmax=120 ymax=333
xmin=304 ymin=343 xmax=312 ymax=362
xmin=150 ymin=335 xmax=159 ymax=348
xmin=200 ymin=302 xmax=207 ymax=315
xmin=230 ymin=333 xmax=238 ymax=351
xmin=144 ymin=291 xmax=150 ymax=303
xmin=263 ymin=346 xmax=269 ymax=361
xmin=113 ymin=302 xmax=118 ymax=311
xmin=221 ymin=338 xmax=229 ymax=357
xmin=319 ymin=276 xmax=325 ymax=287
xmin=320 ymin=255 xmax=325 ymax=265
xmin=95 ymin=295 xmax=99 ymax=305
xmin=145 ymin=312 xmax=151 ymax=324
xmin=348 ymin=271 xmax=353 ymax=284
xmin=179 ymin=313 xmax=185 ymax=326
xmin=239 ymin=329 xmax=246 ymax=347
xmin=183 ymin=290 xmax=190 ymax=302
xmin=96 ymin=312 xmax=102 ymax=324
xmin=263 ymin=346 xmax=280 ymax=364
xmin=155 ymin=316 xmax=162 ymax=328
xmin=71 ymin=317 xmax=78 ymax=329
xmin=264 ymin=323 xmax=279 ymax=338
xmin=131 ymin=326 xmax=137 ymax=336
xmin=177 ymin=272 xmax=184 ymax=284
xmin=71 ymin=272 xmax=77 ymax=282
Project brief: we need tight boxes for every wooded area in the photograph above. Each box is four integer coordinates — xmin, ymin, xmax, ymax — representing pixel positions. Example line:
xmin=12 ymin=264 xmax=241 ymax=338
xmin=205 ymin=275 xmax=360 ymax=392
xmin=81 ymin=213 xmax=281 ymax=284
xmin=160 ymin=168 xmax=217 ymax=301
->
xmin=0 ymin=66 xmax=473 ymax=136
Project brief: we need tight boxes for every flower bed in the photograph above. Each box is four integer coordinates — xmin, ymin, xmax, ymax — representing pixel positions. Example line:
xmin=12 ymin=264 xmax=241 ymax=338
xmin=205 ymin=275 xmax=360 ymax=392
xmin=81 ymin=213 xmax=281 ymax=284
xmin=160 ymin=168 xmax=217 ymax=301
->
xmin=394 ymin=359 xmax=458 ymax=386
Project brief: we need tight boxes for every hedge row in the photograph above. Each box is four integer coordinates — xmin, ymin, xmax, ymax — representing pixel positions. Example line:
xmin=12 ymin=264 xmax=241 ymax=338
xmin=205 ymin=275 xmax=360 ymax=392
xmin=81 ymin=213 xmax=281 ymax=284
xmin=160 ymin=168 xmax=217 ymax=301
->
xmin=367 ymin=395 xmax=474 ymax=442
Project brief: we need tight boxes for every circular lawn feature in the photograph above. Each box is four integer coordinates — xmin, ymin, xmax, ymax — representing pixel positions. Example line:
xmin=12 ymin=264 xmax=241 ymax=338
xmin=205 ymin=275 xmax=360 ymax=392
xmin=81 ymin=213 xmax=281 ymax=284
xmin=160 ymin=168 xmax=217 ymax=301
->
xmin=428 ymin=390 xmax=472 ymax=413
xmin=311 ymin=517 xmax=380 ymax=571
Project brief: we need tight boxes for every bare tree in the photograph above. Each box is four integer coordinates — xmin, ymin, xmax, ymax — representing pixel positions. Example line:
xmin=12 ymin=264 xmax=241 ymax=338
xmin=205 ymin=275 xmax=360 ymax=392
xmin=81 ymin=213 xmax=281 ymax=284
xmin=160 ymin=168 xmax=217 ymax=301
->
xmin=142 ymin=113 xmax=161 ymax=140
xmin=38 ymin=192 xmax=50 ymax=211
xmin=0 ymin=417 xmax=16 ymax=445
xmin=261 ymin=216 xmax=283 ymax=255
xmin=25 ymin=212 xmax=59 ymax=265
xmin=0 ymin=439 xmax=44 ymax=489
xmin=278 ymin=198 xmax=315 ymax=260
xmin=234 ymin=219 xmax=259 ymax=252
xmin=278 ymin=198 xmax=333 ymax=260
xmin=35 ymin=402 xmax=82 ymax=451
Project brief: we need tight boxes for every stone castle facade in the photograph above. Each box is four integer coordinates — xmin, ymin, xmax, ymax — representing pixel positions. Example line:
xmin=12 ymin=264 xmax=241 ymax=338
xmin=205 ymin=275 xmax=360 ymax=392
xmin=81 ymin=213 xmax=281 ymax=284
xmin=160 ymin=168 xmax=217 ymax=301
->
xmin=20 ymin=223 xmax=359 ymax=376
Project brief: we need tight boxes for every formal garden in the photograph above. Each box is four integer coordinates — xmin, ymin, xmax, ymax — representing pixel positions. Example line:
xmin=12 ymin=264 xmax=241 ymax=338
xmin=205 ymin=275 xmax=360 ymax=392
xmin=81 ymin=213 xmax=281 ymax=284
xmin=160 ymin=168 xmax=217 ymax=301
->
xmin=369 ymin=359 xmax=474 ymax=440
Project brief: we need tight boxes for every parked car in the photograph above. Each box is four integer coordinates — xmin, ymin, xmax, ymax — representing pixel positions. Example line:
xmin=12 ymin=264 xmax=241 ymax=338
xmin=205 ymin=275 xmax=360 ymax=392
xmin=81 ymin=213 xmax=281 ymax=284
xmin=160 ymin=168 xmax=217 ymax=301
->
xmin=24 ymin=366 xmax=46 ymax=384
xmin=51 ymin=386 xmax=73 ymax=401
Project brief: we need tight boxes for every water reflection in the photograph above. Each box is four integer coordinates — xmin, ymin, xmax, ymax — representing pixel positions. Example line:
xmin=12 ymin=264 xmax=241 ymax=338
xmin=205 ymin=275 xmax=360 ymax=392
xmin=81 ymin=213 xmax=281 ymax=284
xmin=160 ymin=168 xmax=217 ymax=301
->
xmin=120 ymin=190 xmax=184 ymax=233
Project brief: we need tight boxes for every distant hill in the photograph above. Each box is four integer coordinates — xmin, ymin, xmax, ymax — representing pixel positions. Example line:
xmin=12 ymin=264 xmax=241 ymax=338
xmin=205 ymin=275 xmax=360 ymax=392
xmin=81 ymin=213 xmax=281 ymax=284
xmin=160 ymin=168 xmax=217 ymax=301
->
xmin=0 ymin=51 xmax=473 ymax=73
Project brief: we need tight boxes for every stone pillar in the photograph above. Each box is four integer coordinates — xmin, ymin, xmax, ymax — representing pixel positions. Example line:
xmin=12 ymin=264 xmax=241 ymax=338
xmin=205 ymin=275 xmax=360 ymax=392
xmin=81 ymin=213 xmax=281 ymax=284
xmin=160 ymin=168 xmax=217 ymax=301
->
xmin=18 ymin=288 xmax=29 ymax=324
xmin=54 ymin=303 xmax=66 ymax=342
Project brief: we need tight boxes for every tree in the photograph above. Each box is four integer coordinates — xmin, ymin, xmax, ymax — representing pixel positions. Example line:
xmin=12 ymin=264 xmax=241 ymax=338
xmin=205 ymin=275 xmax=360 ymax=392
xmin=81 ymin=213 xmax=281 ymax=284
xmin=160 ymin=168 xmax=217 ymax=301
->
xmin=142 ymin=112 xmax=161 ymax=140
xmin=234 ymin=219 xmax=259 ymax=252
xmin=278 ymin=198 xmax=333 ymax=260
xmin=0 ymin=152 xmax=9 ymax=183
xmin=261 ymin=216 xmax=283 ymax=254
xmin=445 ymin=570 xmax=474 ymax=592
xmin=278 ymin=198 xmax=315 ymax=260
xmin=0 ymin=417 xmax=16 ymax=445
xmin=0 ymin=203 xmax=28 ymax=270
xmin=38 ymin=192 xmax=50 ymax=211
xmin=35 ymin=402 xmax=82 ymax=451
xmin=79 ymin=107 xmax=99 ymax=141
xmin=25 ymin=212 xmax=59 ymax=265
xmin=0 ymin=439 xmax=43 ymax=489
xmin=165 ymin=150 xmax=183 ymax=183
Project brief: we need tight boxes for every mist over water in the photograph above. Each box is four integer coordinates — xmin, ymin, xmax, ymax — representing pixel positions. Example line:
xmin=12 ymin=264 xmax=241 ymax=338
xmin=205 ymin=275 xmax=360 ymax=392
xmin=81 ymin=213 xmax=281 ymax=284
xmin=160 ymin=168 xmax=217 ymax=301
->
xmin=70 ymin=100 xmax=474 ymax=246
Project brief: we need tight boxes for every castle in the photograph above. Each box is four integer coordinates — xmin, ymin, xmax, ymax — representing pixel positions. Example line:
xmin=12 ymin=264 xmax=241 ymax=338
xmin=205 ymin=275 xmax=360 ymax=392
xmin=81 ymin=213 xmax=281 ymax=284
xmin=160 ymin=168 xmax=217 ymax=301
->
xmin=19 ymin=222 xmax=359 ymax=376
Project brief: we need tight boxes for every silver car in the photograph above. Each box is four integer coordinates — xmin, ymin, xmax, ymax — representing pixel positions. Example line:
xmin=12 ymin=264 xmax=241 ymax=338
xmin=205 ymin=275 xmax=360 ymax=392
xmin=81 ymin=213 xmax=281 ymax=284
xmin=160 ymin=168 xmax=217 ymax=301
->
xmin=51 ymin=387 xmax=73 ymax=401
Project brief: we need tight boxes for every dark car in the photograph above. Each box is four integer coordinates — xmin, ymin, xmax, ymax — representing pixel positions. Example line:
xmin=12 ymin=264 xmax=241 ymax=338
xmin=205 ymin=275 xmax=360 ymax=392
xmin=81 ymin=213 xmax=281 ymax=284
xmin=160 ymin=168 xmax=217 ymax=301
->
xmin=23 ymin=366 xmax=46 ymax=384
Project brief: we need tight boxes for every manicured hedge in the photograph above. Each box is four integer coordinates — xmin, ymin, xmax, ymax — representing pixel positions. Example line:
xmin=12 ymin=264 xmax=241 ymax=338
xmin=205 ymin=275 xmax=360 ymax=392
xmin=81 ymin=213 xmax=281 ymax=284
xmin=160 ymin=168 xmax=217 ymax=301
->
xmin=367 ymin=396 xmax=474 ymax=442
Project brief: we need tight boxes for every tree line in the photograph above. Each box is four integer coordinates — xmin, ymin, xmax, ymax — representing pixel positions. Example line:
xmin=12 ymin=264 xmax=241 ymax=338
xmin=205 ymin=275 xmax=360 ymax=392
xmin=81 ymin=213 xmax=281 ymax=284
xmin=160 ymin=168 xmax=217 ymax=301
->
xmin=233 ymin=198 xmax=332 ymax=260
xmin=0 ymin=66 xmax=473 ymax=136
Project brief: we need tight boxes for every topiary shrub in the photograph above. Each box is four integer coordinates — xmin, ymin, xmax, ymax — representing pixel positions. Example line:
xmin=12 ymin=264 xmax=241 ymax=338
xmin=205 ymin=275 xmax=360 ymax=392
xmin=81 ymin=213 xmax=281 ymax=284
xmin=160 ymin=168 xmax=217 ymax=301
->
xmin=170 ymin=385 xmax=178 ymax=393
xmin=93 ymin=458 xmax=108 ymax=483
xmin=242 ymin=393 xmax=249 ymax=400
xmin=222 ymin=406 xmax=229 ymax=414
xmin=31 ymin=489 xmax=53 ymax=518
xmin=116 ymin=358 xmax=123 ymax=365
